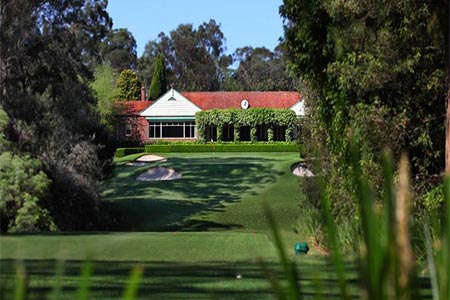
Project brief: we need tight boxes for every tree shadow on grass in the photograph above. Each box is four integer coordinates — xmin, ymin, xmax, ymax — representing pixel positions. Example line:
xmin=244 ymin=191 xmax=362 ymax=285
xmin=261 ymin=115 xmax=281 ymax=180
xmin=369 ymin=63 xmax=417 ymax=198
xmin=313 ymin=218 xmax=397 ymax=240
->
xmin=103 ymin=156 xmax=285 ymax=231
xmin=0 ymin=259 xmax=374 ymax=300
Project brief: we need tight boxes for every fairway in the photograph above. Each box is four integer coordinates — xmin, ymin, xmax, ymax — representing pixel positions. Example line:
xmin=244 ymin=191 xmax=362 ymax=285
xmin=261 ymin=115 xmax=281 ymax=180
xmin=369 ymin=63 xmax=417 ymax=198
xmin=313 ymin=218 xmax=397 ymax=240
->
xmin=0 ymin=232 xmax=279 ymax=262
xmin=103 ymin=152 xmax=302 ymax=232
xmin=1 ymin=152 xmax=317 ymax=299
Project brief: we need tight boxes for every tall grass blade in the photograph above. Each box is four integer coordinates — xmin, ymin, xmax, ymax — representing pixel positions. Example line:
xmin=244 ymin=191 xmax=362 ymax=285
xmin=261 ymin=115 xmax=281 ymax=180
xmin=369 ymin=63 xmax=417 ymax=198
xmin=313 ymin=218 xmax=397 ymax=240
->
xmin=13 ymin=263 xmax=27 ymax=300
xmin=49 ymin=260 xmax=65 ymax=300
xmin=264 ymin=203 xmax=301 ymax=300
xmin=259 ymin=259 xmax=288 ymax=300
xmin=123 ymin=265 xmax=144 ymax=300
xmin=381 ymin=150 xmax=396 ymax=299
xmin=317 ymin=173 xmax=348 ymax=300
xmin=443 ymin=175 xmax=450 ymax=300
xmin=76 ymin=259 xmax=93 ymax=300
xmin=312 ymin=276 xmax=325 ymax=300
xmin=395 ymin=154 xmax=414 ymax=300
xmin=424 ymin=224 xmax=439 ymax=300
xmin=349 ymin=140 xmax=385 ymax=300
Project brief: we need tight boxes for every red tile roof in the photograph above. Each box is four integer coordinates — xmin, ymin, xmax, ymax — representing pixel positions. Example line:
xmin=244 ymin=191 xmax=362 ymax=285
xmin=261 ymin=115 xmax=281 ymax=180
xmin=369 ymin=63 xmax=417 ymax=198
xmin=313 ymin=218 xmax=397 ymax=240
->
xmin=117 ymin=101 xmax=153 ymax=115
xmin=118 ymin=91 xmax=301 ymax=115
xmin=180 ymin=91 xmax=300 ymax=110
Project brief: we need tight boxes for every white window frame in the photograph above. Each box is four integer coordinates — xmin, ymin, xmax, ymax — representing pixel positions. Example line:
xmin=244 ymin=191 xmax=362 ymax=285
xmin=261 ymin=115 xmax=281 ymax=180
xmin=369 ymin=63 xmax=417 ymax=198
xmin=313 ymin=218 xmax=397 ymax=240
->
xmin=125 ymin=123 xmax=132 ymax=136
xmin=148 ymin=121 xmax=197 ymax=139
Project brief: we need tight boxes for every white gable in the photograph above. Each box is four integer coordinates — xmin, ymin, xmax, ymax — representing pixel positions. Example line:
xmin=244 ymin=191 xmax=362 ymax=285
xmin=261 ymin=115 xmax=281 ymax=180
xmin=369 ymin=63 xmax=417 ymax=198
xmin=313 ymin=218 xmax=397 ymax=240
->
xmin=290 ymin=100 xmax=305 ymax=117
xmin=140 ymin=88 xmax=201 ymax=117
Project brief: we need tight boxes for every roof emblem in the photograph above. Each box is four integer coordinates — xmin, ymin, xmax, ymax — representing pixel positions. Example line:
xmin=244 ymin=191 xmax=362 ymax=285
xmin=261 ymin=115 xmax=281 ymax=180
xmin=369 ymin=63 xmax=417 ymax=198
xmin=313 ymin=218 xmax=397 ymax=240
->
xmin=241 ymin=99 xmax=249 ymax=109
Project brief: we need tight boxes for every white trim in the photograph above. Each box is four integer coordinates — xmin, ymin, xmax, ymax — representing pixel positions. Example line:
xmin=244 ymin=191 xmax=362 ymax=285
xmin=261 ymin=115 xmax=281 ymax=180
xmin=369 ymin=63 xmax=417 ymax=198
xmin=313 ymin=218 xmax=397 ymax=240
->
xmin=140 ymin=88 xmax=201 ymax=117
xmin=289 ymin=100 xmax=305 ymax=117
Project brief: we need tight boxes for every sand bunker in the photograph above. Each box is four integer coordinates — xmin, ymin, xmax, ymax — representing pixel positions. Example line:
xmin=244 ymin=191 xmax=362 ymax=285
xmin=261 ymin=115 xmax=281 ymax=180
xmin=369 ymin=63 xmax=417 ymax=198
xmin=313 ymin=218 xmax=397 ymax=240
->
xmin=126 ymin=154 xmax=166 ymax=166
xmin=126 ymin=162 xmax=149 ymax=167
xmin=136 ymin=167 xmax=182 ymax=181
xmin=136 ymin=154 xmax=166 ymax=162
xmin=291 ymin=162 xmax=314 ymax=177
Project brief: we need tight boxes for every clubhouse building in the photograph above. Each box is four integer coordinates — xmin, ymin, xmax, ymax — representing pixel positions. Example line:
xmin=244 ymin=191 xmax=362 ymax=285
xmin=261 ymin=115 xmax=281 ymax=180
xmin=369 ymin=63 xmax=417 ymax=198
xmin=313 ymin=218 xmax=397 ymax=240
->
xmin=118 ymin=88 xmax=304 ymax=143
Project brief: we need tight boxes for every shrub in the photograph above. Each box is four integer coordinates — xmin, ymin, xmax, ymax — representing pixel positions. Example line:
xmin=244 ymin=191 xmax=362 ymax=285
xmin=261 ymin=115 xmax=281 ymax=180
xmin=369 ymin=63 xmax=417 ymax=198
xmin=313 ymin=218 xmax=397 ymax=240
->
xmin=144 ymin=142 xmax=299 ymax=153
xmin=115 ymin=147 xmax=145 ymax=157
xmin=0 ymin=152 xmax=53 ymax=232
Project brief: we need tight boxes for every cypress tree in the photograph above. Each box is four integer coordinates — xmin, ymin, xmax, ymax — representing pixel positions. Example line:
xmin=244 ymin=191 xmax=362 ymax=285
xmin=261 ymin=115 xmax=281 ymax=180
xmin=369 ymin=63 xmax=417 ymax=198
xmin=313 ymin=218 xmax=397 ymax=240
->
xmin=149 ymin=54 xmax=167 ymax=99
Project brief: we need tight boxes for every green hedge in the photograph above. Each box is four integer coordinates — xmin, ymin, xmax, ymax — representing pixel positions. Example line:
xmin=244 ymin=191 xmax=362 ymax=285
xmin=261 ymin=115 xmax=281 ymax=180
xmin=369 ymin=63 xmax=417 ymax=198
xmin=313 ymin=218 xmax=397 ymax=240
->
xmin=115 ymin=147 xmax=145 ymax=157
xmin=144 ymin=143 xmax=299 ymax=153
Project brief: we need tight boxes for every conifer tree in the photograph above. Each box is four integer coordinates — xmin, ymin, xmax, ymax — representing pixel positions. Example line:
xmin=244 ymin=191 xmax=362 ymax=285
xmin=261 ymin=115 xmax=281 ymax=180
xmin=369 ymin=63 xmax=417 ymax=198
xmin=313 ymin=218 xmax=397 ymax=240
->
xmin=116 ymin=69 xmax=141 ymax=100
xmin=149 ymin=54 xmax=167 ymax=99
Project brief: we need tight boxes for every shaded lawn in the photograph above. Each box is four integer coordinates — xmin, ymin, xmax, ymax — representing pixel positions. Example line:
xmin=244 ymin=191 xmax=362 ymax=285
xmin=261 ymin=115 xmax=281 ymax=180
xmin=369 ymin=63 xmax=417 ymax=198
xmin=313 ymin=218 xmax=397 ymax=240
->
xmin=0 ymin=258 xmax=365 ymax=300
xmin=0 ymin=152 xmax=357 ymax=300
xmin=0 ymin=153 xmax=434 ymax=299
xmin=102 ymin=152 xmax=302 ymax=232
xmin=1 ymin=232 xmax=364 ymax=300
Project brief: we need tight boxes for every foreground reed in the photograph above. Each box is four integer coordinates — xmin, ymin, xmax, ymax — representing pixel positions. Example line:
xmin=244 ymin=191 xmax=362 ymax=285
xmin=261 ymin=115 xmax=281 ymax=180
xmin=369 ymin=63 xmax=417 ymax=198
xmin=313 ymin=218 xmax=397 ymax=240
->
xmin=264 ymin=146 xmax=450 ymax=300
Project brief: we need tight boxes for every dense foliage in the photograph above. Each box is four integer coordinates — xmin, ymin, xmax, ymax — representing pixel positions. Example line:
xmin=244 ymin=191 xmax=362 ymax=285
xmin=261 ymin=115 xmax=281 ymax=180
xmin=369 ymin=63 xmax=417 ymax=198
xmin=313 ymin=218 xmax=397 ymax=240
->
xmin=195 ymin=108 xmax=298 ymax=142
xmin=90 ymin=63 xmax=120 ymax=132
xmin=0 ymin=0 xmax=114 ymax=232
xmin=100 ymin=28 xmax=137 ymax=72
xmin=148 ymin=54 xmax=167 ymax=100
xmin=0 ymin=106 xmax=55 ymax=232
xmin=137 ymin=20 xmax=229 ymax=91
xmin=281 ymin=0 xmax=449 ymax=246
xmin=116 ymin=69 xmax=141 ymax=100
xmin=0 ymin=152 xmax=55 ymax=232
xmin=136 ymin=20 xmax=296 ymax=92
xmin=231 ymin=45 xmax=296 ymax=91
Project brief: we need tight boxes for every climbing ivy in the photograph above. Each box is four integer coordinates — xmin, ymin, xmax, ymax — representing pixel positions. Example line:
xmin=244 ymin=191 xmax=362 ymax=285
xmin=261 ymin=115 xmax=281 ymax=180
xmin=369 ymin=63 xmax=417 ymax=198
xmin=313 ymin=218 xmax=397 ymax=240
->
xmin=195 ymin=108 xmax=297 ymax=142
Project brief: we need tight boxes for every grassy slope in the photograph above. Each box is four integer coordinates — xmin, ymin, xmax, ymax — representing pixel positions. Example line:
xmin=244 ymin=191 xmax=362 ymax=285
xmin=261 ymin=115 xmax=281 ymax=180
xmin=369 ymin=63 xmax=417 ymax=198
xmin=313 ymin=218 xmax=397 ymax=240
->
xmin=103 ymin=152 xmax=302 ymax=233
xmin=2 ymin=152 xmax=350 ymax=300
xmin=0 ymin=232 xmax=278 ymax=262
xmin=1 ymin=152 xmax=305 ymax=262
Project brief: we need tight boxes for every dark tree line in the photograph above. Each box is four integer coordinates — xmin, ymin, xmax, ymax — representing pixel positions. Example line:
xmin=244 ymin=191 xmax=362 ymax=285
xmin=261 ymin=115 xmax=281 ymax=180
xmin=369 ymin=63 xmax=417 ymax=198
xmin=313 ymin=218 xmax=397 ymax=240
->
xmin=95 ymin=19 xmax=297 ymax=102
xmin=280 ymin=0 xmax=449 ymax=247
xmin=136 ymin=19 xmax=296 ymax=93
xmin=1 ymin=0 xmax=114 ymax=232
xmin=0 ymin=3 xmax=297 ymax=232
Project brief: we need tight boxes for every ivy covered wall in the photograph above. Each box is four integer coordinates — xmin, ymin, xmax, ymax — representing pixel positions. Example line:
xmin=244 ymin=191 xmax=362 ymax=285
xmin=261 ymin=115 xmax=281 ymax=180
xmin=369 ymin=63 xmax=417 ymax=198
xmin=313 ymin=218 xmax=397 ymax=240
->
xmin=195 ymin=108 xmax=298 ymax=142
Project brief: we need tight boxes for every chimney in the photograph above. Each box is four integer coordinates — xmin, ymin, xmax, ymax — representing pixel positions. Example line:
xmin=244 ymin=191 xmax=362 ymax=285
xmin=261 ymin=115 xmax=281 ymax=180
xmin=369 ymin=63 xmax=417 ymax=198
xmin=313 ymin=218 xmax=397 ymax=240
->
xmin=141 ymin=85 xmax=146 ymax=101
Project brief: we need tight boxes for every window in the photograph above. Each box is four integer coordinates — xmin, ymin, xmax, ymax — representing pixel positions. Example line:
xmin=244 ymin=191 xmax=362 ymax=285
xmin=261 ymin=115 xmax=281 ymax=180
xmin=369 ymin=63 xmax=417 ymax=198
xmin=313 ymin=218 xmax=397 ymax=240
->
xmin=274 ymin=126 xmax=286 ymax=141
xmin=149 ymin=122 xmax=161 ymax=138
xmin=125 ymin=123 xmax=132 ymax=136
xmin=222 ymin=125 xmax=234 ymax=141
xmin=162 ymin=123 xmax=184 ymax=138
xmin=256 ymin=125 xmax=268 ymax=141
xmin=149 ymin=121 xmax=196 ymax=138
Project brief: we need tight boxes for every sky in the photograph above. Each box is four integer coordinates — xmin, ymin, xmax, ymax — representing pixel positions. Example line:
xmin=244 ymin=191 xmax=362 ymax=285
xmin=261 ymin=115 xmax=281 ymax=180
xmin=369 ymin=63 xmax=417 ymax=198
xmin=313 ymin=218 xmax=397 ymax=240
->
xmin=106 ymin=0 xmax=285 ymax=57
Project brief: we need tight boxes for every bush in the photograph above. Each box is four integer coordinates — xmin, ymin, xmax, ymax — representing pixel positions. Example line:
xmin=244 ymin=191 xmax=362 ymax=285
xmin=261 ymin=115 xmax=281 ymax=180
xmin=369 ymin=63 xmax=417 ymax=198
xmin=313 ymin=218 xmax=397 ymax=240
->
xmin=0 ymin=152 xmax=53 ymax=232
xmin=144 ymin=142 xmax=299 ymax=153
xmin=115 ymin=147 xmax=145 ymax=157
